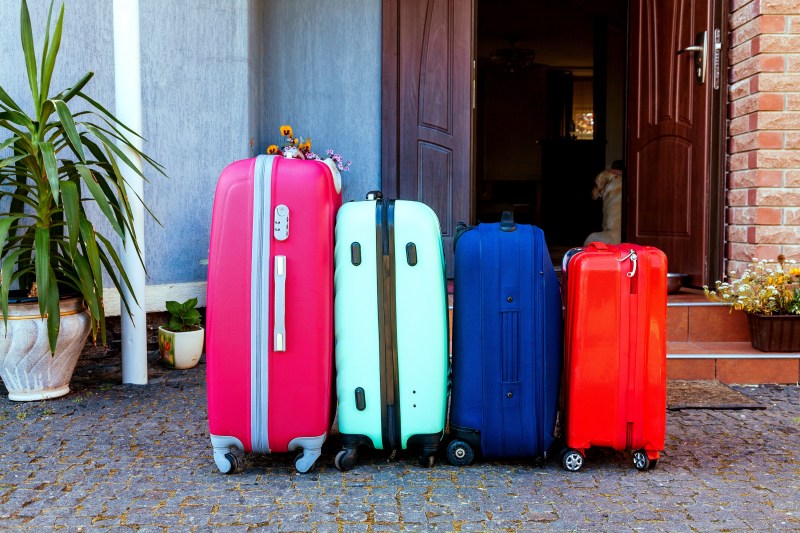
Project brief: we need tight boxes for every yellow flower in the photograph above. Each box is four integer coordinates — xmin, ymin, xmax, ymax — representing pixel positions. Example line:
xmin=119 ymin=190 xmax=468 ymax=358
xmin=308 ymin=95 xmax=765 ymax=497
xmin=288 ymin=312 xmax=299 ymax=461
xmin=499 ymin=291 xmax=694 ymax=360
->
xmin=790 ymin=267 xmax=800 ymax=277
xmin=266 ymin=144 xmax=279 ymax=155
xmin=280 ymin=125 xmax=293 ymax=137
xmin=300 ymin=139 xmax=312 ymax=153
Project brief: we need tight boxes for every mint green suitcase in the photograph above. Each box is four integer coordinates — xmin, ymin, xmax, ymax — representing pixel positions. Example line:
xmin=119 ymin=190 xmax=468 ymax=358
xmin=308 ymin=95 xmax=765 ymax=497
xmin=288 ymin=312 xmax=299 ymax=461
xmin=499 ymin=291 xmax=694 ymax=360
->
xmin=333 ymin=192 xmax=449 ymax=470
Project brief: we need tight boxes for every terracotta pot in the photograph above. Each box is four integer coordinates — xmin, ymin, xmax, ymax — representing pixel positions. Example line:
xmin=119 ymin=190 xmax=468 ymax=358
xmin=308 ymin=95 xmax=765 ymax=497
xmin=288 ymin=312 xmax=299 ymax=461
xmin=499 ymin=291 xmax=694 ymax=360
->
xmin=158 ymin=326 xmax=204 ymax=369
xmin=747 ymin=313 xmax=800 ymax=352
xmin=0 ymin=296 xmax=91 ymax=401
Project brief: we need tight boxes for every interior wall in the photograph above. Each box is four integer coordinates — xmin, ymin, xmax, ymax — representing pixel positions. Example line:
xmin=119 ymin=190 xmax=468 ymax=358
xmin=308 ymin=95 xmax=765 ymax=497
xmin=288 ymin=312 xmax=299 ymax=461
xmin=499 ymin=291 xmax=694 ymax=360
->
xmin=258 ymin=0 xmax=382 ymax=203
xmin=606 ymin=18 xmax=626 ymax=166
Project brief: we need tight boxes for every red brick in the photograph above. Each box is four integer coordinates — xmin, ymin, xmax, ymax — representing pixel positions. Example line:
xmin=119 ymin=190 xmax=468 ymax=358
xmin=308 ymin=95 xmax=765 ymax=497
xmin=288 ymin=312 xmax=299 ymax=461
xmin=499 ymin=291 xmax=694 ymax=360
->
xmin=756 ymin=169 xmax=785 ymax=186
xmin=754 ymin=226 xmax=800 ymax=243
xmin=730 ymin=79 xmax=752 ymax=101
xmin=729 ymin=169 xmax=757 ymax=188
xmin=760 ymin=54 xmax=786 ymax=71
xmin=754 ymin=111 xmax=800 ymax=128
xmin=758 ymin=34 xmax=800 ymax=51
xmin=730 ymin=96 xmax=758 ymax=118
xmin=759 ymin=93 xmax=785 ymax=110
xmin=732 ymin=19 xmax=762 ymax=46
xmin=755 ymin=150 xmax=800 ymax=169
xmin=757 ymin=131 xmax=785 ymax=148
xmin=748 ymin=226 xmax=757 ymax=242
xmin=785 ymin=131 xmax=800 ymax=148
xmin=749 ymin=188 xmax=759 ymax=205
xmin=730 ymin=115 xmax=751 ymax=135
xmin=732 ymin=57 xmax=760 ymax=81
xmin=729 ymin=243 xmax=757 ymax=261
xmin=787 ymin=170 xmax=800 ymax=185
xmin=730 ymin=41 xmax=753 ymax=65
xmin=785 ymin=208 xmax=800 ymax=224
xmin=761 ymin=14 xmax=788 ymax=33
xmin=757 ymin=73 xmax=800 ymax=91
xmin=728 ymin=189 xmax=749 ymax=207
xmin=731 ymin=2 xmax=762 ymax=30
xmin=750 ymin=75 xmax=761 ymax=94
xmin=749 ymin=151 xmax=759 ymax=168
xmin=784 ymin=244 xmax=800 ymax=257
xmin=791 ymin=15 xmax=800 ymax=32
xmin=727 ymin=226 xmax=749 ymax=242
xmin=788 ymin=94 xmax=800 ymax=110
xmin=755 ymin=187 xmax=800 ymax=206
xmin=728 ymin=152 xmax=751 ymax=171
xmin=754 ymin=244 xmax=783 ymax=258
xmin=731 ymin=0 xmax=758 ymax=12
xmin=762 ymin=0 xmax=800 ymax=14
xmin=729 ymin=206 xmax=756 ymax=224
xmin=730 ymin=132 xmax=756 ymax=152
xmin=756 ymin=207 xmax=783 ymax=224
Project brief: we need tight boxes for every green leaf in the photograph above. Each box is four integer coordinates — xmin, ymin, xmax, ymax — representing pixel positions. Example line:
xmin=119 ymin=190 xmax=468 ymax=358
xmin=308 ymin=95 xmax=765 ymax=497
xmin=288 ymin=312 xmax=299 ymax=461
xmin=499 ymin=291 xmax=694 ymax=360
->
xmin=39 ymin=2 xmax=63 ymax=106
xmin=73 ymin=254 xmax=99 ymax=320
xmin=45 ymin=268 xmax=60 ymax=353
xmin=84 ymin=124 xmax=145 ymax=180
xmin=57 ymin=72 xmax=93 ymax=103
xmin=0 ymin=215 xmax=23 ymax=261
xmin=0 ymin=154 xmax=29 ymax=170
xmin=0 ymin=136 xmax=17 ymax=152
xmin=79 ymin=219 xmax=102 ymax=303
xmin=76 ymin=165 xmax=123 ymax=237
xmin=53 ymin=100 xmax=85 ymax=162
xmin=34 ymin=226 xmax=51 ymax=317
xmin=77 ymin=91 xmax=144 ymax=141
xmin=95 ymin=232 xmax=138 ymax=307
xmin=39 ymin=141 xmax=59 ymax=202
xmin=0 ymin=84 xmax=23 ymax=113
xmin=20 ymin=0 xmax=40 ymax=116
xmin=60 ymin=180 xmax=80 ymax=258
xmin=0 ymin=249 xmax=28 ymax=332
xmin=165 ymin=300 xmax=181 ymax=316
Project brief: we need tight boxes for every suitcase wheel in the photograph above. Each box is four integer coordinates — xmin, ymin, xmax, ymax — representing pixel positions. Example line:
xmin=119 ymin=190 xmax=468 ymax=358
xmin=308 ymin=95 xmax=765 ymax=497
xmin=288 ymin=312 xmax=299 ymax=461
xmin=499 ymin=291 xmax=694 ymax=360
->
xmin=419 ymin=452 xmax=436 ymax=468
xmin=334 ymin=448 xmax=358 ymax=472
xmin=216 ymin=452 xmax=243 ymax=475
xmin=294 ymin=452 xmax=317 ymax=474
xmin=632 ymin=450 xmax=652 ymax=471
xmin=561 ymin=449 xmax=585 ymax=472
xmin=445 ymin=440 xmax=475 ymax=466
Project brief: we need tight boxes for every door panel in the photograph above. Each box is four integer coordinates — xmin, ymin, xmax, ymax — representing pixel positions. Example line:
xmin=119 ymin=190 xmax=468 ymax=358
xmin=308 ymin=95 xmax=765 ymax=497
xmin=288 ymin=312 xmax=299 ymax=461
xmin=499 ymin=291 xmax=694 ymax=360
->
xmin=627 ymin=0 xmax=723 ymax=287
xmin=383 ymin=0 xmax=473 ymax=277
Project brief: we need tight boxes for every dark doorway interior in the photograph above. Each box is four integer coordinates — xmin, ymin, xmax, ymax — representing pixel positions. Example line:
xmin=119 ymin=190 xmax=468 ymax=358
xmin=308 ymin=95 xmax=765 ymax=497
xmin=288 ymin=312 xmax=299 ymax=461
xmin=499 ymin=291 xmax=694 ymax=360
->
xmin=475 ymin=0 xmax=627 ymax=255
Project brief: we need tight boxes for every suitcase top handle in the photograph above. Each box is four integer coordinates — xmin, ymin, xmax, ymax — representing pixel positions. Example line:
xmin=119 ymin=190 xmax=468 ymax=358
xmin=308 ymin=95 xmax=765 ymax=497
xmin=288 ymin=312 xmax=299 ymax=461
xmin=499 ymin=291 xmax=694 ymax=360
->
xmin=500 ymin=211 xmax=516 ymax=232
xmin=366 ymin=190 xmax=383 ymax=200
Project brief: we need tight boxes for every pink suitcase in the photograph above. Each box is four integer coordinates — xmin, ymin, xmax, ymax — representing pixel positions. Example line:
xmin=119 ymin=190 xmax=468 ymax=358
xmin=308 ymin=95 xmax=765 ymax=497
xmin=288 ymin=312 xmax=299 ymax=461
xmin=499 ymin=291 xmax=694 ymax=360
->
xmin=206 ymin=155 xmax=341 ymax=473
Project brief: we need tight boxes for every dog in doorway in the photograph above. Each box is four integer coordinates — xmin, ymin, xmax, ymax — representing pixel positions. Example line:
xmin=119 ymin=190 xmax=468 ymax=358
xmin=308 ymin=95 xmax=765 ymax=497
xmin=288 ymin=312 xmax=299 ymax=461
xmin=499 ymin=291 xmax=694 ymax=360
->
xmin=584 ymin=167 xmax=622 ymax=245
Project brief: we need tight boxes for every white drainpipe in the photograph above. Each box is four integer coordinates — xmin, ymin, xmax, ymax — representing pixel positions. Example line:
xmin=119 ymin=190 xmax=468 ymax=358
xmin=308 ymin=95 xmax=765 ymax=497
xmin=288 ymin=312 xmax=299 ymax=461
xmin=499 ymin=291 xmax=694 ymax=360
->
xmin=113 ymin=0 xmax=147 ymax=385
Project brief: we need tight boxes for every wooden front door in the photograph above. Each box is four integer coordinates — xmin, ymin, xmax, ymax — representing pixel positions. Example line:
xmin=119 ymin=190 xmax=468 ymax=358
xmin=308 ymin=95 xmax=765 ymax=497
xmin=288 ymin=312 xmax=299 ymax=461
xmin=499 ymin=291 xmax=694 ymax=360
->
xmin=382 ymin=0 xmax=473 ymax=277
xmin=626 ymin=0 xmax=726 ymax=287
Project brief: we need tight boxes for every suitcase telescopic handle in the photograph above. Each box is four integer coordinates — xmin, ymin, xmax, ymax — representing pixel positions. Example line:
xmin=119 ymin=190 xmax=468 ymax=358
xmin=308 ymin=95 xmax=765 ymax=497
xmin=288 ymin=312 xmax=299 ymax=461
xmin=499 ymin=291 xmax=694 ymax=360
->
xmin=500 ymin=211 xmax=516 ymax=232
xmin=274 ymin=255 xmax=287 ymax=352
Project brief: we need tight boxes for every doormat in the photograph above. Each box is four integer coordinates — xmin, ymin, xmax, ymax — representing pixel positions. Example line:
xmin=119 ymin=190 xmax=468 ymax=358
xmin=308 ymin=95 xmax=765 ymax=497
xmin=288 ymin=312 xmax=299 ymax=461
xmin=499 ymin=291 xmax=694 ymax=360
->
xmin=667 ymin=380 xmax=765 ymax=410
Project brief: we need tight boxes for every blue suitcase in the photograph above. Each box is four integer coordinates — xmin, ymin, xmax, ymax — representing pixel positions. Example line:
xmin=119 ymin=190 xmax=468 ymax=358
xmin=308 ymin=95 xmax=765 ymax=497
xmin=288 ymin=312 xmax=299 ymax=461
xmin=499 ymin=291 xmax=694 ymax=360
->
xmin=448 ymin=212 xmax=562 ymax=464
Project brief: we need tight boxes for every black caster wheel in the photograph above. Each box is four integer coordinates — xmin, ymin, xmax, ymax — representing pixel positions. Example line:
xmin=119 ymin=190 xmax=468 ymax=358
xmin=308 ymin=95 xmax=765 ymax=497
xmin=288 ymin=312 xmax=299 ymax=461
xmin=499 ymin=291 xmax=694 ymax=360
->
xmin=223 ymin=452 xmax=243 ymax=474
xmin=334 ymin=449 xmax=357 ymax=472
xmin=648 ymin=457 xmax=660 ymax=470
xmin=561 ymin=449 xmax=584 ymax=472
xmin=632 ymin=450 xmax=650 ymax=471
xmin=446 ymin=440 xmax=475 ymax=466
xmin=418 ymin=453 xmax=436 ymax=468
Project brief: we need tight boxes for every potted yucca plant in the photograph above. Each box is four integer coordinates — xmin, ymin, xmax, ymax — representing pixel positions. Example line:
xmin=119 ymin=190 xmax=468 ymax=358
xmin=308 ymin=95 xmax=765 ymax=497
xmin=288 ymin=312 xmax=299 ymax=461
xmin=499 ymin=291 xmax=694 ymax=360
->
xmin=0 ymin=0 xmax=164 ymax=400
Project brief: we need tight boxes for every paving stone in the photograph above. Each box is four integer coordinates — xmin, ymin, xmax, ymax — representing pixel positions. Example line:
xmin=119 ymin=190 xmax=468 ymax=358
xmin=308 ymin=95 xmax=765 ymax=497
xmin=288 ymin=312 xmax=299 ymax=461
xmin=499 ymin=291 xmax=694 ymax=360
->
xmin=0 ymin=358 xmax=797 ymax=531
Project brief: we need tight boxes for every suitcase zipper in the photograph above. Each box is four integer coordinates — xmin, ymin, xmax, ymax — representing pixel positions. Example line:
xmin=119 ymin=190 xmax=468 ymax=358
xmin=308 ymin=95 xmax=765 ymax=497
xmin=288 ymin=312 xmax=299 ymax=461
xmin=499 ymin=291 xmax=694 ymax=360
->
xmin=376 ymin=199 xmax=401 ymax=452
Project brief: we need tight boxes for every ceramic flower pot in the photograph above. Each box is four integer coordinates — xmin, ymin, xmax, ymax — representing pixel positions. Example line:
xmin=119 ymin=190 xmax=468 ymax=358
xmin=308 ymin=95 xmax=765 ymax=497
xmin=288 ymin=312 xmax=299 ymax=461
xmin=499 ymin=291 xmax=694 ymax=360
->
xmin=747 ymin=314 xmax=800 ymax=352
xmin=0 ymin=296 xmax=91 ymax=401
xmin=158 ymin=326 xmax=204 ymax=369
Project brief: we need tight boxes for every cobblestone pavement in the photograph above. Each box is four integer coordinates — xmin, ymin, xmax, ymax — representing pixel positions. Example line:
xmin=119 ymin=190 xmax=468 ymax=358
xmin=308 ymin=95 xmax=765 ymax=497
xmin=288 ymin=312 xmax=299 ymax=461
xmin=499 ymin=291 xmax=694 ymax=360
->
xmin=0 ymin=355 xmax=797 ymax=532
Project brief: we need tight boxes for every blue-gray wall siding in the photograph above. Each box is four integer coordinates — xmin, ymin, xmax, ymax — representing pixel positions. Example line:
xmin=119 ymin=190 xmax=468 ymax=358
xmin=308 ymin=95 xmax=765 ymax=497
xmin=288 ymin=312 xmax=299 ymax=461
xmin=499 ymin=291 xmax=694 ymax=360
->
xmin=1 ymin=0 xmax=381 ymax=287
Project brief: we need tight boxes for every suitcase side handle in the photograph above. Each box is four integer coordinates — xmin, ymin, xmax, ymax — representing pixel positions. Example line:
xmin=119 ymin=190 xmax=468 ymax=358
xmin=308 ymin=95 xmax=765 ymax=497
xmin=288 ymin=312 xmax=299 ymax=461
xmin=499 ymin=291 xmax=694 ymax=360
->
xmin=274 ymin=255 xmax=287 ymax=352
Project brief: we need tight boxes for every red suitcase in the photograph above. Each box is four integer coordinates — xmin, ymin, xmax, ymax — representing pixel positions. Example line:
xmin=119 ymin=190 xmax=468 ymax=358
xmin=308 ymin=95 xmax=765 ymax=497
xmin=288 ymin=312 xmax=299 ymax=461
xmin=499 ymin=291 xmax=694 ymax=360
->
xmin=561 ymin=242 xmax=667 ymax=471
xmin=205 ymin=155 xmax=341 ymax=474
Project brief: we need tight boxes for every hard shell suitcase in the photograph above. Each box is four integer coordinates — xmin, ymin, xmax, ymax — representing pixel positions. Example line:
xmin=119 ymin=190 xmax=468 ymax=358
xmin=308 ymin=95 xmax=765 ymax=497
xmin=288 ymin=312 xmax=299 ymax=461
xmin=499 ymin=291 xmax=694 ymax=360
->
xmin=448 ymin=213 xmax=562 ymax=465
xmin=561 ymin=242 xmax=667 ymax=471
xmin=333 ymin=192 xmax=449 ymax=470
xmin=205 ymin=155 xmax=342 ymax=474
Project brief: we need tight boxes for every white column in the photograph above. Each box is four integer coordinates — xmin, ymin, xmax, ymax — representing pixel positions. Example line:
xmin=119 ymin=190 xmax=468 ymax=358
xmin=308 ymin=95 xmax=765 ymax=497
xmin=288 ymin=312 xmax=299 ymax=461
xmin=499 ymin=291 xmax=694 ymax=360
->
xmin=113 ymin=0 xmax=147 ymax=384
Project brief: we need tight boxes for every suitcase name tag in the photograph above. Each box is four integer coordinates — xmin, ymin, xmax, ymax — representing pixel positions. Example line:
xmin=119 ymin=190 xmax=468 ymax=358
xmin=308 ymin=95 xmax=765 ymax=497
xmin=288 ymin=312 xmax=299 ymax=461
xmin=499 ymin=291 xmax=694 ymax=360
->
xmin=618 ymin=249 xmax=638 ymax=277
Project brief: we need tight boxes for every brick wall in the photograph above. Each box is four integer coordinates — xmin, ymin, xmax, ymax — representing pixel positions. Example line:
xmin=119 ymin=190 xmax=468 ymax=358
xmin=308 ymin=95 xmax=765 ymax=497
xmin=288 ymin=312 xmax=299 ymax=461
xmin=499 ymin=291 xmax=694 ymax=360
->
xmin=727 ymin=0 xmax=800 ymax=276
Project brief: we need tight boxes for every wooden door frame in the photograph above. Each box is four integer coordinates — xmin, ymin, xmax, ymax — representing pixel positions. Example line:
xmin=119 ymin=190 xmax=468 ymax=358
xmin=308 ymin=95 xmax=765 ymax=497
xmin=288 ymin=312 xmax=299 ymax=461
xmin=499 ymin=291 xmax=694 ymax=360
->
xmin=381 ymin=0 xmax=401 ymax=199
xmin=708 ymin=0 xmax=728 ymax=283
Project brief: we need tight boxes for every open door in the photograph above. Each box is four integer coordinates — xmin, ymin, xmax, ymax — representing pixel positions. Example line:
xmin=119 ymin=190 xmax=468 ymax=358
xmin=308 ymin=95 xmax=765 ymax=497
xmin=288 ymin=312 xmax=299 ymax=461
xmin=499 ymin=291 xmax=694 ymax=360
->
xmin=382 ymin=0 xmax=473 ymax=277
xmin=627 ymin=0 xmax=726 ymax=287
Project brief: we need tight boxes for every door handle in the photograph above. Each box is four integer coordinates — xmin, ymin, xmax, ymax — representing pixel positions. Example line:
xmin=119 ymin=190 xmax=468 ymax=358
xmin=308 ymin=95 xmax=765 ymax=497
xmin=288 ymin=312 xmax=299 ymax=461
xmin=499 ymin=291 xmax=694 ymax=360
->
xmin=676 ymin=31 xmax=707 ymax=84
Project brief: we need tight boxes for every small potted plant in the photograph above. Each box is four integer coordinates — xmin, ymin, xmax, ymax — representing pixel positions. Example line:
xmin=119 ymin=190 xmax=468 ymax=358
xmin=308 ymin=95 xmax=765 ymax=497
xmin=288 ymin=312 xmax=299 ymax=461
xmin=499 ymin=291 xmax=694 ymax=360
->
xmin=158 ymin=298 xmax=204 ymax=369
xmin=704 ymin=255 xmax=800 ymax=352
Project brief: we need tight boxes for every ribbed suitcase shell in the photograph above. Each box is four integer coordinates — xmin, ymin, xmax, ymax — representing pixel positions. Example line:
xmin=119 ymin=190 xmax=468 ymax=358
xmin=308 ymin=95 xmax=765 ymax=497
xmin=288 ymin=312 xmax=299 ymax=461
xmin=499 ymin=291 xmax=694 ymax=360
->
xmin=333 ymin=198 xmax=448 ymax=469
xmin=562 ymin=242 xmax=667 ymax=470
xmin=205 ymin=155 xmax=341 ymax=474
xmin=449 ymin=222 xmax=562 ymax=462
